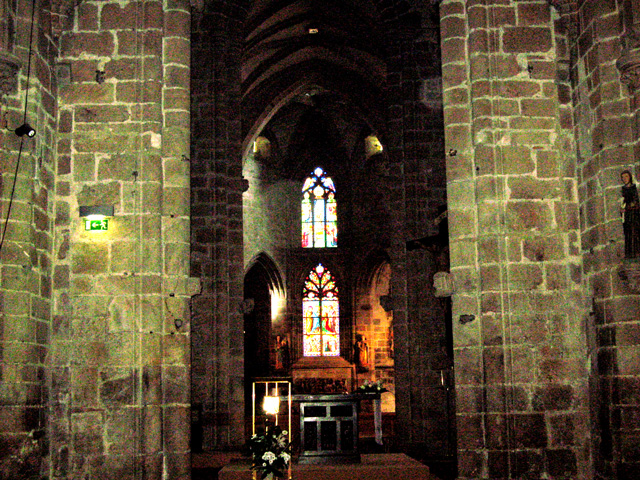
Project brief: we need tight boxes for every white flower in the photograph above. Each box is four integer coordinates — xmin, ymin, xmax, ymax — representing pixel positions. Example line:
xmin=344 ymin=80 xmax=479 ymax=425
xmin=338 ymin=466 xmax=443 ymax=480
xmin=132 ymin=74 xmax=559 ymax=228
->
xmin=280 ymin=452 xmax=291 ymax=464
xmin=262 ymin=452 xmax=277 ymax=464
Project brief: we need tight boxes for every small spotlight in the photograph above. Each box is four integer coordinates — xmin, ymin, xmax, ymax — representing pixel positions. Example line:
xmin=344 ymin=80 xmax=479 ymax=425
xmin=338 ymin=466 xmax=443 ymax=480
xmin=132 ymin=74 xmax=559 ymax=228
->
xmin=15 ymin=123 xmax=36 ymax=138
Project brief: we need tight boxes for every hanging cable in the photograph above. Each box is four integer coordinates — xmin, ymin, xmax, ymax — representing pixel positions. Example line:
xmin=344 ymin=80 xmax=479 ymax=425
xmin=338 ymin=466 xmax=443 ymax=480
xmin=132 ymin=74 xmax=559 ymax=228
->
xmin=0 ymin=140 xmax=25 ymax=254
xmin=0 ymin=0 xmax=37 ymax=257
xmin=21 ymin=0 xmax=36 ymax=126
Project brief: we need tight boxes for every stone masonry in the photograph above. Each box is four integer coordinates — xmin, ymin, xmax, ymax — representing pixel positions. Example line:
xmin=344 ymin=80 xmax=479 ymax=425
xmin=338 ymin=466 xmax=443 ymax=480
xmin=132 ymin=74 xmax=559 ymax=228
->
xmin=440 ymin=0 xmax=590 ymax=478
xmin=0 ymin=0 xmax=639 ymax=479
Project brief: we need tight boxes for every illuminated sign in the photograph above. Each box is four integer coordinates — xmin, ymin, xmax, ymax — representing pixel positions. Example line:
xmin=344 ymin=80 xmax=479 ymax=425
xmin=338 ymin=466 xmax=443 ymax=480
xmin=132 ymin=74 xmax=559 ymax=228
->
xmin=85 ymin=219 xmax=109 ymax=231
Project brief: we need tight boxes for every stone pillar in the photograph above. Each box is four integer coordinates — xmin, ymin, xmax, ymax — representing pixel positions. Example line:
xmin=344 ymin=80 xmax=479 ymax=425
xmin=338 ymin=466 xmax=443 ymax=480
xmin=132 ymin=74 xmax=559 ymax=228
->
xmin=385 ymin=20 xmax=452 ymax=457
xmin=382 ymin=32 xmax=411 ymax=454
xmin=599 ymin=0 xmax=640 ymax=477
xmin=50 ymin=0 xmax=194 ymax=478
xmin=0 ymin=0 xmax=57 ymax=475
xmin=440 ymin=1 xmax=590 ymax=477
xmin=190 ymin=7 xmax=247 ymax=450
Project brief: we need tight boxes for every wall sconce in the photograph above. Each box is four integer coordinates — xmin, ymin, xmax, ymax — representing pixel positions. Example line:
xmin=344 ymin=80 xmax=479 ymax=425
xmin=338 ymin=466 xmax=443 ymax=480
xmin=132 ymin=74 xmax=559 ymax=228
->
xmin=79 ymin=205 xmax=114 ymax=231
xmin=15 ymin=123 xmax=36 ymax=138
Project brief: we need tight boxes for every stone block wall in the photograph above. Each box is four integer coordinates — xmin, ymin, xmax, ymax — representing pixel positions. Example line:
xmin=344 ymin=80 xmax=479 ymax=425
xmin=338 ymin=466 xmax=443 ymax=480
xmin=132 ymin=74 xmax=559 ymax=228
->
xmin=440 ymin=1 xmax=591 ymax=477
xmin=242 ymin=151 xmax=299 ymax=272
xmin=0 ymin=0 xmax=58 ymax=476
xmin=190 ymin=4 xmax=247 ymax=450
xmin=46 ymin=0 xmax=194 ymax=478
xmin=572 ymin=1 xmax=640 ymax=477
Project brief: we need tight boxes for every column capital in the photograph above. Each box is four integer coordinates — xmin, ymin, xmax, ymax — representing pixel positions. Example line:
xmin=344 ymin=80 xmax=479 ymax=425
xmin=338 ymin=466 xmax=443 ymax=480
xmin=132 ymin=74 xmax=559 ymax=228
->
xmin=617 ymin=47 xmax=640 ymax=94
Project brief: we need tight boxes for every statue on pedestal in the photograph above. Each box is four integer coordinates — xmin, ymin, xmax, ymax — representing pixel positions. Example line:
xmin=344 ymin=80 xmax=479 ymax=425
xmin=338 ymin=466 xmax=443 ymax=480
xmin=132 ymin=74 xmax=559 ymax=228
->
xmin=354 ymin=334 xmax=369 ymax=371
xmin=275 ymin=335 xmax=289 ymax=371
xmin=620 ymin=170 xmax=640 ymax=259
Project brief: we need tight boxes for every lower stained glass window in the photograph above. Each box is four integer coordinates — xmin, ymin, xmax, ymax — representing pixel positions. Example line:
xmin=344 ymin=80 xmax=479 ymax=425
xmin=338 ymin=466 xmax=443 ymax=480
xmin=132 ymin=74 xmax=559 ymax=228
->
xmin=303 ymin=264 xmax=340 ymax=356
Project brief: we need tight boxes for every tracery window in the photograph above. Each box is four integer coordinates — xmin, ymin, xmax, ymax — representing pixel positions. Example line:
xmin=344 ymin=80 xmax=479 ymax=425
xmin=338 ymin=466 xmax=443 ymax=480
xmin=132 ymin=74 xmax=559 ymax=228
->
xmin=302 ymin=264 xmax=339 ymax=356
xmin=301 ymin=167 xmax=337 ymax=248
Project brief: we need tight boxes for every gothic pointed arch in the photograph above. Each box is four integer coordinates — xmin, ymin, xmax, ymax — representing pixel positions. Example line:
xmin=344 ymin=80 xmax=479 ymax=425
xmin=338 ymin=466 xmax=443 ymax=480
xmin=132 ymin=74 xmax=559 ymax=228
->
xmin=243 ymin=253 xmax=285 ymax=379
xmin=245 ymin=252 xmax=285 ymax=297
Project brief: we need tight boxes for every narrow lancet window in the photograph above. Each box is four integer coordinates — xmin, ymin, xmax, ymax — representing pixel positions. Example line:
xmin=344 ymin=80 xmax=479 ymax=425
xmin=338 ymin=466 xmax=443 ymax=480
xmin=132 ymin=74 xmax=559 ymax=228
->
xmin=301 ymin=167 xmax=337 ymax=248
xmin=302 ymin=264 xmax=339 ymax=356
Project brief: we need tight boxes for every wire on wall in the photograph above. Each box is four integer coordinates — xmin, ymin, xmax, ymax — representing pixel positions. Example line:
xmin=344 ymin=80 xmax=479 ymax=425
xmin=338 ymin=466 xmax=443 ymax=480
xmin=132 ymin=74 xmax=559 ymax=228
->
xmin=0 ymin=0 xmax=37 ymax=257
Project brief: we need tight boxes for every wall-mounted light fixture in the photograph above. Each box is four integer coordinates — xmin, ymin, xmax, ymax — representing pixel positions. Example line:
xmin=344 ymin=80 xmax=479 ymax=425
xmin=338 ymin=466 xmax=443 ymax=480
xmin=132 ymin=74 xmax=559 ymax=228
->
xmin=15 ymin=123 xmax=36 ymax=138
xmin=79 ymin=205 xmax=114 ymax=231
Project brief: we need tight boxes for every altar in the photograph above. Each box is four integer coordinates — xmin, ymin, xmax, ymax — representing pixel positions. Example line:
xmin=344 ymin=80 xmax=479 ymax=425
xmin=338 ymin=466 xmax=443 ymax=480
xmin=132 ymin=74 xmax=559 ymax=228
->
xmin=295 ymin=394 xmax=360 ymax=464
xmin=294 ymin=392 xmax=384 ymax=464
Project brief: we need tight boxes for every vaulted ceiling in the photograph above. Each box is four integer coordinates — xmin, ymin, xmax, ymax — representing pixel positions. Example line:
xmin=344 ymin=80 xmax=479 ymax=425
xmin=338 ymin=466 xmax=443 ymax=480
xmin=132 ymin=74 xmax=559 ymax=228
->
xmin=240 ymin=0 xmax=434 ymax=161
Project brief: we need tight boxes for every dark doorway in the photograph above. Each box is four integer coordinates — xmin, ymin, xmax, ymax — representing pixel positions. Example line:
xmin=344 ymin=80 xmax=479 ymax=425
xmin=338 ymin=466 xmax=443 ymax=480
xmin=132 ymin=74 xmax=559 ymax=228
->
xmin=243 ymin=254 xmax=285 ymax=436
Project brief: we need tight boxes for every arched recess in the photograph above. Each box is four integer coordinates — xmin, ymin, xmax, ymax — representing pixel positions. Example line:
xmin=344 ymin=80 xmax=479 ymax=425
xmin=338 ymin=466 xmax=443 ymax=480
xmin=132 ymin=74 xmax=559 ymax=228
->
xmin=243 ymin=253 xmax=286 ymax=380
xmin=354 ymin=251 xmax=395 ymax=412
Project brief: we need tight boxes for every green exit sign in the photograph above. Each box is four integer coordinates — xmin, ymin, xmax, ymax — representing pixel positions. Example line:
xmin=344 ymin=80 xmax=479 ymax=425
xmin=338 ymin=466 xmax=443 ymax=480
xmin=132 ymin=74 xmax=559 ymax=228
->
xmin=85 ymin=219 xmax=109 ymax=231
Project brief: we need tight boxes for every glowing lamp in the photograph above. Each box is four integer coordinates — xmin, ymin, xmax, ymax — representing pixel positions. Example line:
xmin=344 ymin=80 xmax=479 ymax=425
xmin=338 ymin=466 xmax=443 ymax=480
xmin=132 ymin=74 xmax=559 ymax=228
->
xmin=263 ymin=395 xmax=280 ymax=415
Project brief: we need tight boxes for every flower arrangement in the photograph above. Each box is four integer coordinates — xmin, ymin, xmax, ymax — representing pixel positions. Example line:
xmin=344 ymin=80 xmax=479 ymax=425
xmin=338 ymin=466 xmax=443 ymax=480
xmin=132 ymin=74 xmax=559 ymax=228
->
xmin=248 ymin=425 xmax=292 ymax=479
xmin=356 ymin=379 xmax=387 ymax=394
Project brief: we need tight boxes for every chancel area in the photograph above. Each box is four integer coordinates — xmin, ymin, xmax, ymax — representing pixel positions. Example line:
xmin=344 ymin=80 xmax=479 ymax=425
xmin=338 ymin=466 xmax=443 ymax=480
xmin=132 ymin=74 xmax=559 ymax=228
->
xmin=1 ymin=0 xmax=640 ymax=479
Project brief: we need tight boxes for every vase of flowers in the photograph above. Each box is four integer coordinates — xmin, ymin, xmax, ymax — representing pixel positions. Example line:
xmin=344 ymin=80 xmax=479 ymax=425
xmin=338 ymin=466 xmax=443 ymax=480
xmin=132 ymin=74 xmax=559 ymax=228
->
xmin=356 ymin=379 xmax=387 ymax=394
xmin=249 ymin=425 xmax=291 ymax=479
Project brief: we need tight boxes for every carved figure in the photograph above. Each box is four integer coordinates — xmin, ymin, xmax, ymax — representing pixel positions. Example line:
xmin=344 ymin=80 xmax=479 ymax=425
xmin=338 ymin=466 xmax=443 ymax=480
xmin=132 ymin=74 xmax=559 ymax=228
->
xmin=620 ymin=170 xmax=640 ymax=259
xmin=354 ymin=334 xmax=369 ymax=370
xmin=275 ymin=335 xmax=289 ymax=371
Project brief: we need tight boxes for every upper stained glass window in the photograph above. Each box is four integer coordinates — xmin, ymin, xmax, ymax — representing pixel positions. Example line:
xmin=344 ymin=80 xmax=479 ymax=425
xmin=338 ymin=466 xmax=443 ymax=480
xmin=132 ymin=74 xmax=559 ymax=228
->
xmin=302 ymin=264 xmax=340 ymax=357
xmin=301 ymin=167 xmax=337 ymax=248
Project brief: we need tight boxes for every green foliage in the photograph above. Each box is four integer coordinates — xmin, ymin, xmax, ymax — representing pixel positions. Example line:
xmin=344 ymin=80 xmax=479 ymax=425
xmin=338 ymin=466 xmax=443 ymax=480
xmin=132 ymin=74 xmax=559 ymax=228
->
xmin=248 ymin=425 xmax=291 ymax=479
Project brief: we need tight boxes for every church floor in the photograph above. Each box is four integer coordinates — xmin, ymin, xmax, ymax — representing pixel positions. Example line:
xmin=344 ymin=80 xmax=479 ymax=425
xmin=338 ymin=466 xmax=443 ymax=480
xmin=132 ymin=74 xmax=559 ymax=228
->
xmin=192 ymin=451 xmax=452 ymax=480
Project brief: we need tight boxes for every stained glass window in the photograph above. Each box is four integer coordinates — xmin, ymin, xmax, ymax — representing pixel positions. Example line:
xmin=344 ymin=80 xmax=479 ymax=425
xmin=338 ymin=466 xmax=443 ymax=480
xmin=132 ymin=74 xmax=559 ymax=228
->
xmin=303 ymin=264 xmax=340 ymax=357
xmin=301 ymin=167 xmax=337 ymax=248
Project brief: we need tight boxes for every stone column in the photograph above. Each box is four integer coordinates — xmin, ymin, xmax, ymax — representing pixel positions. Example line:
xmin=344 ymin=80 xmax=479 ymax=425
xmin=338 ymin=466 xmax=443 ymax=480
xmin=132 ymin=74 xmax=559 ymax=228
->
xmin=0 ymin=0 xmax=57 ymax=476
xmin=604 ymin=1 xmax=640 ymax=477
xmin=440 ymin=1 xmax=591 ymax=477
xmin=190 ymin=7 xmax=247 ymax=450
xmin=385 ymin=19 xmax=451 ymax=456
xmin=382 ymin=31 xmax=411 ymax=453
xmin=50 ymin=0 xmax=195 ymax=478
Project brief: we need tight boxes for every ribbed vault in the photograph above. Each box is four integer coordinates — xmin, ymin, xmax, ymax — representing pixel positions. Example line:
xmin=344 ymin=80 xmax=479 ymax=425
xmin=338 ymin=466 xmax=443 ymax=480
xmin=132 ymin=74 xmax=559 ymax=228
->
xmin=241 ymin=0 xmax=440 ymax=156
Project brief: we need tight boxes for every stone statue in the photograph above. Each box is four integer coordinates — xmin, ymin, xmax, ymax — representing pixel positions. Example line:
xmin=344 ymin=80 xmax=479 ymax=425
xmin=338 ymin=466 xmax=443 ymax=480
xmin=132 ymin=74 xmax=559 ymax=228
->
xmin=354 ymin=334 xmax=369 ymax=370
xmin=275 ymin=335 xmax=289 ymax=371
xmin=620 ymin=170 xmax=640 ymax=259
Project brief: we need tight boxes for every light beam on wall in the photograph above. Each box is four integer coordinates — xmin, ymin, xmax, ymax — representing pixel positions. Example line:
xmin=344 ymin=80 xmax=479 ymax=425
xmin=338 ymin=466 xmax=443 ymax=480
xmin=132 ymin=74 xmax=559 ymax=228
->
xmin=271 ymin=288 xmax=285 ymax=322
